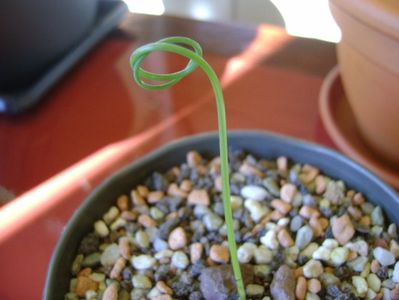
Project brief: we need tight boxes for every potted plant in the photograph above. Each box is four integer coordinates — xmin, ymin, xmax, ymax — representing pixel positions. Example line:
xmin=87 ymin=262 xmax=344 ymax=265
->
xmin=45 ymin=37 xmax=399 ymax=300
xmin=328 ymin=0 xmax=399 ymax=167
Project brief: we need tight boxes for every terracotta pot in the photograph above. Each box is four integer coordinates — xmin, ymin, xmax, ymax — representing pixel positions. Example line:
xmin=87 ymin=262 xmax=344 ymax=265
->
xmin=329 ymin=0 xmax=399 ymax=168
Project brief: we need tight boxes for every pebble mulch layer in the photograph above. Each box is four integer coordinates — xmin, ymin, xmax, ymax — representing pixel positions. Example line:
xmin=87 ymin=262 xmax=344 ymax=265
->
xmin=65 ymin=150 xmax=399 ymax=300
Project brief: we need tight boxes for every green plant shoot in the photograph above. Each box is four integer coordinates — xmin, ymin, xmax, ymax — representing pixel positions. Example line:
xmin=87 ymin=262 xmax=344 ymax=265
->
xmin=130 ymin=37 xmax=246 ymax=300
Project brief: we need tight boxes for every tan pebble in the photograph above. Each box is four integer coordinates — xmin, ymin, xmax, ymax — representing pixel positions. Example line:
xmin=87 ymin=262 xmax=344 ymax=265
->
xmin=346 ymin=190 xmax=355 ymax=198
xmin=197 ymin=165 xmax=208 ymax=176
xmin=390 ymin=241 xmax=399 ymax=258
xmin=271 ymin=199 xmax=292 ymax=215
xmin=207 ymin=257 xmax=216 ymax=266
xmin=166 ymin=211 xmax=178 ymax=221
xmin=332 ymin=214 xmax=355 ymax=245
xmin=260 ymin=213 xmax=273 ymax=225
xmin=75 ymin=276 xmax=98 ymax=297
xmin=270 ymin=209 xmax=284 ymax=221
xmin=119 ymin=237 xmax=132 ymax=259
xmin=138 ymin=214 xmax=157 ymax=227
xmin=278 ymin=229 xmax=294 ymax=248
xmin=120 ymin=210 xmax=138 ymax=221
xmin=152 ymin=295 xmax=172 ymax=300
xmin=147 ymin=191 xmax=165 ymax=203
xmin=301 ymin=164 xmax=319 ymax=183
xmin=102 ymin=283 xmax=118 ymax=300
xmin=375 ymin=239 xmax=388 ymax=249
xmin=324 ymin=267 xmax=334 ymax=273
xmin=295 ymin=267 xmax=304 ymax=278
xmin=180 ymin=180 xmax=193 ymax=192
xmin=209 ymin=245 xmax=230 ymax=263
xmin=78 ymin=267 xmax=92 ymax=277
xmin=318 ymin=217 xmax=329 ymax=230
xmin=110 ymin=257 xmax=126 ymax=279
xmin=315 ymin=175 xmax=327 ymax=194
xmin=167 ymin=183 xmax=188 ymax=198
xmin=353 ymin=192 xmax=365 ymax=205
xmin=168 ymin=227 xmax=187 ymax=250
xmin=188 ymin=189 xmax=210 ymax=206
xmin=159 ymin=257 xmax=170 ymax=264
xmin=359 ymin=215 xmax=371 ymax=226
xmin=116 ymin=195 xmax=129 ymax=211
xmin=277 ymin=156 xmax=288 ymax=172
xmin=239 ymin=162 xmax=263 ymax=177
xmin=214 ymin=176 xmax=223 ymax=192
xmin=187 ymin=151 xmax=202 ymax=167
xmin=347 ymin=206 xmax=362 ymax=220
xmin=299 ymin=206 xmax=320 ymax=219
xmin=131 ymin=190 xmax=146 ymax=205
xmin=296 ymin=276 xmax=307 ymax=300
xmin=371 ymin=259 xmax=381 ymax=273
xmin=209 ymin=157 xmax=221 ymax=174
xmin=190 ymin=243 xmax=204 ymax=264
xmin=309 ymin=217 xmax=324 ymax=237
xmin=307 ymin=279 xmax=321 ymax=294
xmin=281 ymin=183 xmax=297 ymax=203
xmin=156 ymin=281 xmax=173 ymax=294
xmin=137 ymin=185 xmax=149 ymax=197
xmin=251 ymin=224 xmax=264 ymax=235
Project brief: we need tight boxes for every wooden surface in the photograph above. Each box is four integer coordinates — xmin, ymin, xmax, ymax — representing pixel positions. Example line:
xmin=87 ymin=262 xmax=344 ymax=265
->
xmin=0 ymin=14 xmax=337 ymax=299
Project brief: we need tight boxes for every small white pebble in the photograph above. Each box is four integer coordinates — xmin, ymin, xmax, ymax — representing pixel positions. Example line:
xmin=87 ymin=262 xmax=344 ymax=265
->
xmin=303 ymin=259 xmax=323 ymax=278
xmin=244 ymin=199 xmax=270 ymax=222
xmin=312 ymin=246 xmax=331 ymax=261
xmin=322 ymin=239 xmax=339 ymax=249
xmin=131 ymin=255 xmax=156 ymax=270
xmin=103 ymin=206 xmax=119 ymax=224
xmin=392 ymin=261 xmax=399 ymax=283
xmin=132 ymin=274 xmax=152 ymax=289
xmin=330 ymin=247 xmax=349 ymax=266
xmin=154 ymin=249 xmax=174 ymax=260
xmin=254 ymin=245 xmax=273 ymax=264
xmin=171 ymin=251 xmax=189 ymax=269
xmin=367 ymin=273 xmax=381 ymax=292
xmin=241 ymin=185 xmax=268 ymax=201
xmin=230 ymin=196 xmax=243 ymax=210
xmin=373 ymin=247 xmax=395 ymax=266
xmin=352 ymin=276 xmax=368 ymax=297
xmin=366 ymin=288 xmax=377 ymax=300
xmin=237 ymin=243 xmax=257 ymax=264
xmin=305 ymin=293 xmax=320 ymax=300
xmin=260 ymin=230 xmax=279 ymax=250
xmin=94 ymin=220 xmax=109 ymax=237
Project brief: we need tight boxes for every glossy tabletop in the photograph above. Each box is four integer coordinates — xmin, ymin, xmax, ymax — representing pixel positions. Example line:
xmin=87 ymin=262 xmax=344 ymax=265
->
xmin=0 ymin=14 xmax=337 ymax=299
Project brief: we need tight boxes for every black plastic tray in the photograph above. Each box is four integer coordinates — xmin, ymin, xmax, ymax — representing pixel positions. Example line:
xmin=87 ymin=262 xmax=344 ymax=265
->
xmin=0 ymin=0 xmax=128 ymax=115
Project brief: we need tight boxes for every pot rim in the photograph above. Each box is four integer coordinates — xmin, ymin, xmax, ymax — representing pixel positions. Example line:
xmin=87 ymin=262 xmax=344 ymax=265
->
xmin=330 ymin=0 xmax=399 ymax=41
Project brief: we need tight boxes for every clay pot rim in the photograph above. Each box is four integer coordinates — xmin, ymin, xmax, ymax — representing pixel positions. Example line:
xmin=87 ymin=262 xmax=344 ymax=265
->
xmin=330 ymin=0 xmax=399 ymax=41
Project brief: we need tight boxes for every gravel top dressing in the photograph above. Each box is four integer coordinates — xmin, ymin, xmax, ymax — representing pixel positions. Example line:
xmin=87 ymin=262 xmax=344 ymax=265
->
xmin=65 ymin=150 xmax=399 ymax=300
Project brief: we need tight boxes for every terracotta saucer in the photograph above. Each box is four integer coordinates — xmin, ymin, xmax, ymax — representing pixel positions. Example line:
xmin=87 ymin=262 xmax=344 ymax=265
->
xmin=319 ymin=66 xmax=399 ymax=190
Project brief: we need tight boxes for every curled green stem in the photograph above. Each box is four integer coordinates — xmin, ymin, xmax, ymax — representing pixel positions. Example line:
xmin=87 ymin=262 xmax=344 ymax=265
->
xmin=130 ymin=37 xmax=246 ymax=300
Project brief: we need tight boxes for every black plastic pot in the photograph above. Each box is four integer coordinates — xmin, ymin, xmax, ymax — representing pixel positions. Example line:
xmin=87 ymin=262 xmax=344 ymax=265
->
xmin=0 ymin=0 xmax=97 ymax=92
xmin=44 ymin=131 xmax=399 ymax=299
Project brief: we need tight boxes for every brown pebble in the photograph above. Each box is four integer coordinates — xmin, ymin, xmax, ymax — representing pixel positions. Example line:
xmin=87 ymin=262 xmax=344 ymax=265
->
xmin=295 ymin=267 xmax=304 ymax=278
xmin=116 ymin=195 xmax=129 ymax=211
xmin=188 ymin=189 xmax=210 ymax=206
xmin=209 ymin=245 xmax=230 ymax=263
xmin=239 ymin=162 xmax=263 ymax=177
xmin=281 ymin=183 xmax=297 ymax=203
xmin=391 ymin=241 xmax=399 ymax=258
xmin=190 ymin=243 xmax=204 ymax=264
xmin=147 ymin=191 xmax=165 ymax=203
xmin=131 ymin=190 xmax=146 ymax=206
xmin=371 ymin=259 xmax=381 ymax=273
xmin=120 ymin=210 xmax=138 ymax=221
xmin=187 ymin=151 xmax=202 ymax=167
xmin=299 ymin=206 xmax=320 ymax=219
xmin=214 ymin=176 xmax=223 ymax=192
xmin=102 ymin=283 xmax=118 ymax=300
xmin=278 ymin=229 xmax=294 ymax=248
xmin=137 ymin=185 xmax=149 ymax=198
xmin=75 ymin=276 xmax=98 ymax=297
xmin=301 ymin=164 xmax=319 ymax=183
xmin=156 ymin=281 xmax=173 ymax=295
xmin=77 ymin=267 xmax=92 ymax=277
xmin=359 ymin=215 xmax=371 ymax=226
xmin=277 ymin=156 xmax=288 ymax=172
xmin=271 ymin=265 xmax=296 ymax=300
xmin=110 ymin=257 xmax=126 ymax=279
xmin=296 ymin=276 xmax=307 ymax=300
xmin=375 ymin=239 xmax=389 ymax=249
xmin=167 ymin=183 xmax=188 ymax=198
xmin=138 ymin=214 xmax=157 ymax=227
xmin=271 ymin=199 xmax=292 ymax=215
xmin=353 ymin=192 xmax=365 ymax=205
xmin=307 ymin=279 xmax=321 ymax=294
xmin=180 ymin=180 xmax=193 ymax=192
xmin=347 ymin=251 xmax=358 ymax=261
xmin=270 ymin=210 xmax=284 ymax=221
xmin=119 ymin=237 xmax=132 ymax=259
xmin=392 ymin=286 xmax=399 ymax=300
xmin=318 ymin=217 xmax=329 ymax=230
xmin=332 ymin=214 xmax=355 ymax=245
xmin=347 ymin=206 xmax=362 ymax=220
xmin=309 ymin=217 xmax=324 ymax=237
xmin=168 ymin=227 xmax=187 ymax=250
xmin=166 ymin=211 xmax=178 ymax=221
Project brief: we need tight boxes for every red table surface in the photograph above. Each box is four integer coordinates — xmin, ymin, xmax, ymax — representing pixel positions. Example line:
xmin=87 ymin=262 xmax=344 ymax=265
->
xmin=0 ymin=14 xmax=337 ymax=299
